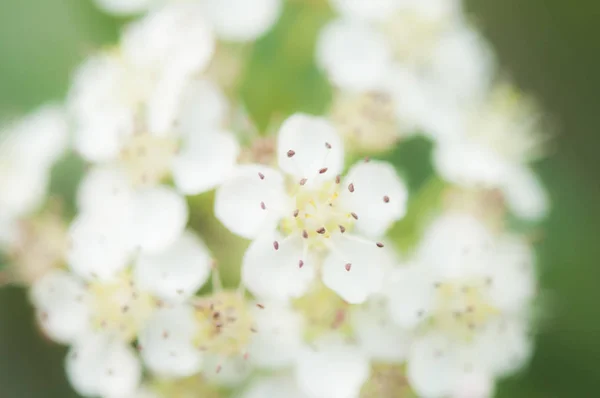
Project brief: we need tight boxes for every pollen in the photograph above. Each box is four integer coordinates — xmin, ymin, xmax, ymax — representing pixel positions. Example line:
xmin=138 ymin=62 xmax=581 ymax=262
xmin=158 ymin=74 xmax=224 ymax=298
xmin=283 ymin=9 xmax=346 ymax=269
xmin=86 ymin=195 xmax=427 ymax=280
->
xmin=192 ymin=291 xmax=254 ymax=357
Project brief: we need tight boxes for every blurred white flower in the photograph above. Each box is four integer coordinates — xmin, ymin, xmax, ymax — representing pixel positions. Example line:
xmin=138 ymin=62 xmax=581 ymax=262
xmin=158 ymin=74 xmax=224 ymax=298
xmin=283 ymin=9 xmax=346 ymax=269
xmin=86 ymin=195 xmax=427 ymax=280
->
xmin=92 ymin=0 xmax=162 ymax=16
xmin=215 ymin=113 xmax=408 ymax=303
xmin=0 ymin=105 xmax=68 ymax=231
xmin=384 ymin=213 xmax=536 ymax=397
xmin=433 ymin=85 xmax=550 ymax=220
xmin=240 ymin=375 xmax=309 ymax=398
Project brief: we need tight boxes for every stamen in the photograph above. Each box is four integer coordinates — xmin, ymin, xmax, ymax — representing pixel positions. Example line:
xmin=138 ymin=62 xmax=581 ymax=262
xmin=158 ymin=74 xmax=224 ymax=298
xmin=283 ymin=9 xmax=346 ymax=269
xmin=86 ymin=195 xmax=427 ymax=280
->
xmin=299 ymin=178 xmax=308 ymax=186
xmin=351 ymin=212 xmax=359 ymax=220
xmin=325 ymin=142 xmax=332 ymax=149
xmin=345 ymin=263 xmax=352 ymax=271
xmin=348 ymin=183 xmax=355 ymax=193
xmin=376 ymin=242 xmax=385 ymax=248
xmin=316 ymin=227 xmax=326 ymax=235
xmin=319 ymin=167 xmax=328 ymax=174
xmin=256 ymin=303 xmax=265 ymax=309
xmin=302 ymin=230 xmax=309 ymax=239
xmin=338 ymin=225 xmax=346 ymax=233
xmin=287 ymin=150 xmax=296 ymax=158
xmin=335 ymin=175 xmax=341 ymax=184
xmin=273 ymin=241 xmax=279 ymax=250
xmin=293 ymin=209 xmax=300 ymax=217
xmin=260 ymin=201 xmax=266 ymax=210
xmin=258 ymin=172 xmax=265 ymax=180
xmin=299 ymin=260 xmax=304 ymax=268
xmin=383 ymin=195 xmax=390 ymax=203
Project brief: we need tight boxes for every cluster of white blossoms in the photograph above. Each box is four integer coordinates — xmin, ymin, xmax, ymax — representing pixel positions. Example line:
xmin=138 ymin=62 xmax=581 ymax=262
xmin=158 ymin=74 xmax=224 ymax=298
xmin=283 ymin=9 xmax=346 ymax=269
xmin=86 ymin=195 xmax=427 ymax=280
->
xmin=0 ymin=1 xmax=549 ymax=398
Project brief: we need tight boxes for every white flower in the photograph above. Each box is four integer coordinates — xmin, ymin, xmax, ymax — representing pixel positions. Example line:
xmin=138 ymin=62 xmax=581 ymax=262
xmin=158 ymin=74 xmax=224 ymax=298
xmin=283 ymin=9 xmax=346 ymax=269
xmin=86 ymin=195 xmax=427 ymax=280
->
xmin=384 ymin=213 xmax=536 ymax=397
xmin=329 ymin=0 xmax=404 ymax=22
xmin=215 ymin=113 xmax=408 ymax=303
xmin=92 ymin=0 xmax=161 ymax=16
xmin=66 ymin=333 xmax=142 ymax=397
xmin=200 ymin=0 xmax=282 ymax=42
xmin=295 ymin=337 xmax=370 ymax=398
xmin=433 ymin=85 xmax=549 ymax=220
xmin=0 ymin=105 xmax=68 ymax=223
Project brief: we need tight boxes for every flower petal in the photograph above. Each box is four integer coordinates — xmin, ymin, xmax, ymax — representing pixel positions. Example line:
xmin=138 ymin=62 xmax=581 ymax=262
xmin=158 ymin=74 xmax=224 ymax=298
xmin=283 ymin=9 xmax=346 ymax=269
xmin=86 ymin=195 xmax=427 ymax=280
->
xmin=295 ymin=339 xmax=370 ymax=398
xmin=248 ymin=301 xmax=304 ymax=369
xmin=67 ymin=214 xmax=133 ymax=281
xmin=322 ymin=236 xmax=386 ymax=304
xmin=92 ymin=0 xmax=154 ymax=16
xmin=178 ymin=79 xmax=229 ymax=132
xmin=138 ymin=305 xmax=203 ymax=377
xmin=172 ymin=130 xmax=240 ymax=195
xmin=317 ymin=19 xmax=391 ymax=91
xmin=329 ymin=0 xmax=402 ymax=21
xmin=242 ymin=233 xmax=316 ymax=300
xmin=215 ymin=165 xmax=288 ymax=239
xmin=242 ymin=376 xmax=309 ymax=398
xmin=200 ymin=0 xmax=282 ymax=42
xmin=76 ymin=167 xmax=134 ymax=219
xmin=340 ymin=160 xmax=408 ymax=238
xmin=135 ymin=230 xmax=212 ymax=302
xmin=30 ymin=270 xmax=91 ymax=344
xmin=502 ymin=165 xmax=549 ymax=221
xmin=407 ymin=333 xmax=457 ymax=398
xmin=129 ymin=187 xmax=189 ymax=253
xmin=66 ymin=333 xmax=142 ymax=397
xmin=277 ymin=114 xmax=344 ymax=181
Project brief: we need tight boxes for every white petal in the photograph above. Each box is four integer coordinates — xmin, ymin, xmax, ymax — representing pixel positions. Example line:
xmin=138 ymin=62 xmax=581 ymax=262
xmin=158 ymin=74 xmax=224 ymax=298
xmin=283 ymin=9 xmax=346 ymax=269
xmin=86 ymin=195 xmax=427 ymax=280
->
xmin=340 ymin=161 xmax=408 ymax=238
xmin=146 ymin=68 xmax=189 ymax=135
xmin=433 ymin=140 xmax=511 ymax=188
xmin=0 ymin=165 xmax=48 ymax=219
xmin=451 ymin=371 xmax=495 ymax=398
xmin=76 ymin=167 xmax=134 ymax=219
xmin=317 ymin=19 xmax=391 ymax=91
xmin=202 ymin=354 xmax=252 ymax=386
xmin=66 ymin=334 xmax=141 ymax=397
xmin=242 ymin=233 xmax=316 ymax=300
xmin=200 ymin=0 xmax=282 ymax=42
xmin=67 ymin=214 xmax=133 ymax=281
xmin=121 ymin=3 xmax=214 ymax=74
xmin=387 ymin=66 xmax=435 ymax=133
xmin=295 ymin=340 xmax=370 ymax=398
xmin=105 ymin=386 xmax=160 ymax=398
xmin=215 ymin=165 xmax=288 ymax=239
xmin=322 ymin=237 xmax=386 ymax=304
xmin=248 ymin=301 xmax=304 ymax=369
xmin=135 ymin=230 xmax=212 ymax=302
xmin=129 ymin=187 xmax=188 ymax=253
xmin=277 ymin=114 xmax=344 ymax=180
xmin=178 ymin=79 xmax=229 ymax=132
xmin=138 ymin=305 xmax=203 ymax=377
xmin=242 ymin=376 xmax=309 ymax=398
xmin=502 ymin=165 xmax=549 ymax=221
xmin=417 ymin=213 xmax=493 ymax=279
xmin=486 ymin=236 xmax=536 ymax=312
xmin=30 ymin=270 xmax=91 ymax=344
xmin=330 ymin=0 xmax=402 ymax=21
xmin=351 ymin=300 xmax=411 ymax=362
xmin=407 ymin=333 xmax=457 ymax=398
xmin=384 ymin=265 xmax=436 ymax=328
xmin=172 ymin=130 xmax=240 ymax=195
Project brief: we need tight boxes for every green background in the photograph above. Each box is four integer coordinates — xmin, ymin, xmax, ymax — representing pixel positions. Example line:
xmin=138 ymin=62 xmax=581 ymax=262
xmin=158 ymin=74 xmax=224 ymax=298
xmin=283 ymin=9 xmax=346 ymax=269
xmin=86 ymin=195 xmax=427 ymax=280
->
xmin=0 ymin=0 xmax=599 ymax=396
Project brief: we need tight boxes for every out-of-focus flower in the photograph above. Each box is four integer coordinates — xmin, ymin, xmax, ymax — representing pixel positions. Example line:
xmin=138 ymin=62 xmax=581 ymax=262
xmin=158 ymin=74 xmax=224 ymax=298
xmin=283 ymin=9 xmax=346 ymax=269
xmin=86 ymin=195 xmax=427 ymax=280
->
xmin=215 ymin=113 xmax=408 ymax=303
xmin=384 ymin=213 xmax=536 ymax=397
xmin=433 ymin=85 xmax=550 ymax=221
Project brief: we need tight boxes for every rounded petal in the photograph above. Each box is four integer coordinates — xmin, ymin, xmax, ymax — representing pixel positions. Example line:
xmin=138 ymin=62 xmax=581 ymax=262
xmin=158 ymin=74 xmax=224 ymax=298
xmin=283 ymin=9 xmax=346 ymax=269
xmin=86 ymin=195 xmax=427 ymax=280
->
xmin=352 ymin=300 xmax=411 ymax=362
xmin=242 ymin=234 xmax=316 ymax=300
xmin=129 ymin=187 xmax=188 ymax=253
xmin=340 ymin=160 xmax=408 ymax=238
xmin=92 ymin=0 xmax=155 ymax=16
xmin=215 ymin=165 xmax=288 ymax=239
xmin=135 ymin=231 xmax=212 ymax=302
xmin=0 ymin=165 xmax=48 ymax=219
xmin=202 ymin=354 xmax=252 ymax=386
xmin=67 ymin=214 xmax=133 ymax=281
xmin=433 ymin=140 xmax=510 ymax=188
xmin=138 ymin=305 xmax=203 ymax=377
xmin=384 ymin=265 xmax=436 ymax=329
xmin=76 ymin=167 xmax=134 ymax=218
xmin=121 ymin=3 xmax=215 ymax=74
xmin=295 ymin=340 xmax=370 ymax=398
xmin=317 ymin=19 xmax=391 ymax=91
xmin=200 ymin=0 xmax=282 ymax=42
xmin=322 ymin=237 xmax=386 ymax=304
xmin=30 ymin=270 xmax=91 ymax=344
xmin=172 ymin=130 xmax=240 ymax=195
xmin=502 ymin=165 xmax=549 ymax=221
xmin=146 ymin=69 xmax=190 ymax=135
xmin=248 ymin=301 xmax=304 ymax=369
xmin=486 ymin=236 xmax=536 ymax=312
xmin=177 ymin=79 xmax=229 ymax=132
xmin=407 ymin=333 xmax=457 ymax=398
xmin=277 ymin=114 xmax=344 ymax=180
xmin=66 ymin=334 xmax=141 ymax=397
xmin=418 ymin=213 xmax=493 ymax=278
xmin=451 ymin=371 xmax=495 ymax=398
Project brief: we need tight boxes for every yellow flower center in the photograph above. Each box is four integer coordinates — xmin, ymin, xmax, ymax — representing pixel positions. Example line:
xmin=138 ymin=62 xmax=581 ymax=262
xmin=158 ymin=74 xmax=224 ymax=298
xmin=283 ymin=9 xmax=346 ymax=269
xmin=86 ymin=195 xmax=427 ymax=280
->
xmin=152 ymin=375 xmax=223 ymax=398
xmin=119 ymin=133 xmax=179 ymax=187
xmin=361 ymin=364 xmax=415 ymax=398
xmin=89 ymin=273 xmax=155 ymax=342
xmin=192 ymin=291 xmax=254 ymax=357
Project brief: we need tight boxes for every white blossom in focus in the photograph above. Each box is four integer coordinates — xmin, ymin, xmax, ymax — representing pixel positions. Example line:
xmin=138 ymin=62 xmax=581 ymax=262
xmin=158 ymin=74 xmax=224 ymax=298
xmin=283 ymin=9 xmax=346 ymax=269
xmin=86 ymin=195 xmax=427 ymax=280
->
xmin=215 ymin=113 xmax=408 ymax=303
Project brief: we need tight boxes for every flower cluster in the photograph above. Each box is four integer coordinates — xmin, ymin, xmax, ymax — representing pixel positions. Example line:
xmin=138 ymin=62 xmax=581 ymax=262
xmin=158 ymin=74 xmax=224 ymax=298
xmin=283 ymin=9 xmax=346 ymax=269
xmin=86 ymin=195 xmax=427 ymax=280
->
xmin=0 ymin=1 xmax=549 ymax=398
